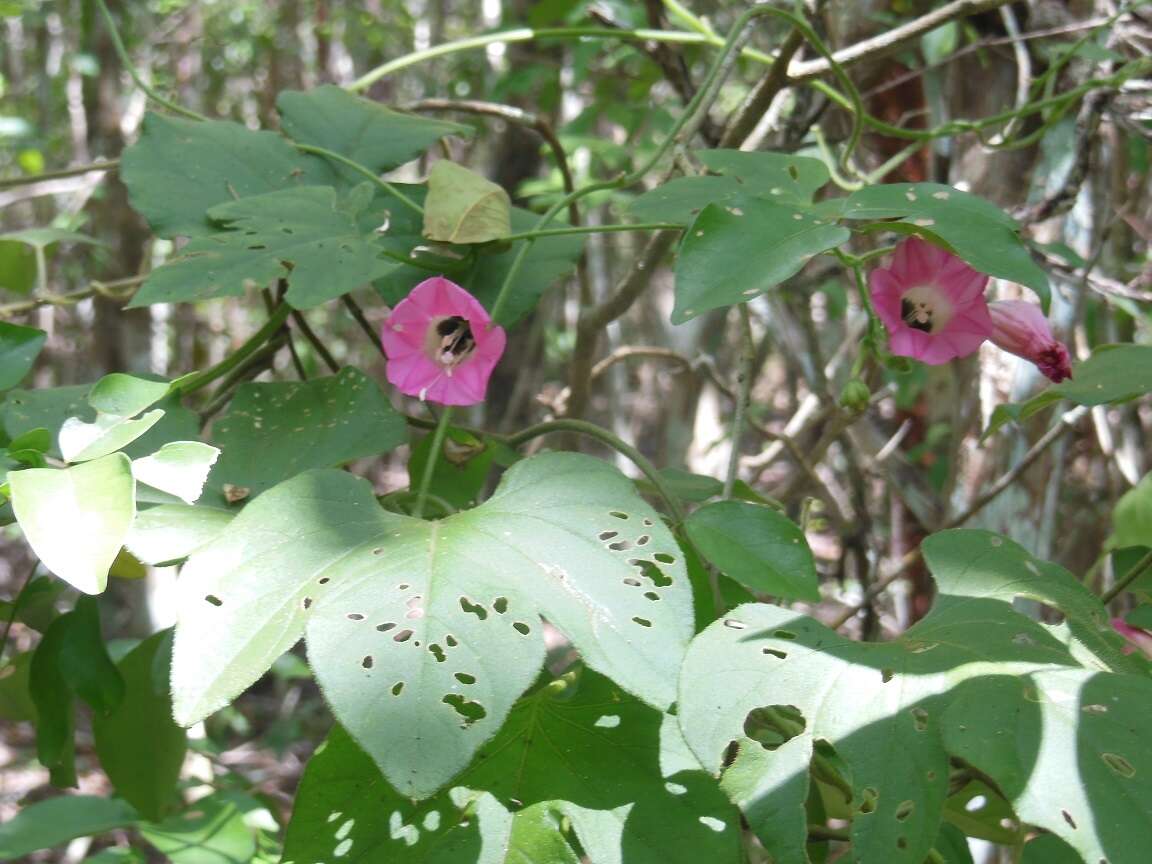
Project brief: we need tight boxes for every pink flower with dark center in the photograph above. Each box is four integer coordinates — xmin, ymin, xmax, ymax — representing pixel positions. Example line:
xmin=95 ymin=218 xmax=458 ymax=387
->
xmin=988 ymin=300 xmax=1073 ymax=383
xmin=381 ymin=276 xmax=506 ymax=406
xmin=1112 ymin=618 xmax=1152 ymax=660
xmin=870 ymin=236 xmax=993 ymax=364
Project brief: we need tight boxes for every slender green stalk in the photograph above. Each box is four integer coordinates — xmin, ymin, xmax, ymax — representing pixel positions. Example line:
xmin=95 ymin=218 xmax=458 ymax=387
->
xmin=348 ymin=27 xmax=776 ymax=91
xmin=415 ymin=407 xmax=453 ymax=519
xmin=0 ymin=561 xmax=38 ymax=665
xmin=177 ymin=304 xmax=291 ymax=395
xmin=500 ymin=222 xmax=682 ymax=243
xmin=1101 ymin=549 xmax=1152 ymax=604
xmin=507 ymin=419 xmax=685 ymax=523
xmin=292 ymin=144 xmax=424 ymax=213
xmin=95 ymin=0 xmax=208 ymax=121
xmin=724 ymin=305 xmax=755 ymax=499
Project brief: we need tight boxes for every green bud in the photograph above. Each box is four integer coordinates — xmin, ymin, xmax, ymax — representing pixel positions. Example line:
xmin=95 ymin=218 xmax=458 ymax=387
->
xmin=839 ymin=378 xmax=871 ymax=413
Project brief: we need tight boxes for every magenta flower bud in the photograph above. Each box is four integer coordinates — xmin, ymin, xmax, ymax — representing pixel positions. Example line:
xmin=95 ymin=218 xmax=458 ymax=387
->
xmin=381 ymin=276 xmax=507 ymax=406
xmin=987 ymin=300 xmax=1072 ymax=383
xmin=1113 ymin=618 xmax=1152 ymax=660
xmin=869 ymin=237 xmax=993 ymax=365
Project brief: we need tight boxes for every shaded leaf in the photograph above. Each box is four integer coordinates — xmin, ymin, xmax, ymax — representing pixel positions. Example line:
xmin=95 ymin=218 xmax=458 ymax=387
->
xmin=139 ymin=790 xmax=274 ymax=864
xmin=673 ymin=196 xmax=850 ymax=323
xmin=206 ymin=367 xmax=405 ymax=501
xmin=0 ymin=321 xmax=46 ymax=390
xmin=93 ymin=631 xmax=186 ymax=821
xmin=278 ymin=85 xmax=469 ymax=177
xmin=130 ymin=185 xmax=396 ymax=309
xmin=0 ymin=795 xmax=138 ymax=859
xmin=120 ymin=112 xmax=333 ymax=238
xmin=685 ymin=500 xmax=820 ymax=601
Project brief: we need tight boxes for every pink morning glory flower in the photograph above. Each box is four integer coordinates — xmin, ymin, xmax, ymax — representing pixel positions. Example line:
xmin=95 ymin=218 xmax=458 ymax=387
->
xmin=988 ymin=300 xmax=1073 ymax=383
xmin=870 ymin=236 xmax=993 ymax=365
xmin=381 ymin=276 xmax=506 ymax=406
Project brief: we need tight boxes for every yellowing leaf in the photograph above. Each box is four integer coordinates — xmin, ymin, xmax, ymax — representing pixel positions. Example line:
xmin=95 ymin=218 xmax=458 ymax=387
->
xmin=423 ymin=161 xmax=511 ymax=245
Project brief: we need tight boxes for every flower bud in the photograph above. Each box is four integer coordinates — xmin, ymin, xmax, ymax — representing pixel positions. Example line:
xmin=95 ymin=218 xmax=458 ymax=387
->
xmin=988 ymin=300 xmax=1072 ymax=383
xmin=839 ymin=378 xmax=871 ymax=413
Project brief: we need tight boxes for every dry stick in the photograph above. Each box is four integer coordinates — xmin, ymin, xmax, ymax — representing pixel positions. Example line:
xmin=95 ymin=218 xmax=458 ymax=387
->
xmin=341 ymin=296 xmax=388 ymax=360
xmin=0 ymin=275 xmax=143 ymax=318
xmin=290 ymin=310 xmax=341 ymax=373
xmin=564 ymin=231 xmax=677 ymax=420
xmin=0 ymin=159 xmax=119 ymax=189
xmin=829 ymin=407 xmax=1087 ymax=629
xmin=786 ymin=0 xmax=1015 ymax=82
xmin=719 ymin=26 xmax=804 ymax=147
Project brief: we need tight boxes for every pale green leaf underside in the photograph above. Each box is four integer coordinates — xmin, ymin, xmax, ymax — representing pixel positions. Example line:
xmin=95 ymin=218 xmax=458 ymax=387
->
xmin=10 ymin=453 xmax=136 ymax=595
xmin=172 ymin=452 xmax=692 ymax=798
xmin=132 ymin=441 xmax=220 ymax=505
xmin=424 ymin=160 xmax=512 ymax=244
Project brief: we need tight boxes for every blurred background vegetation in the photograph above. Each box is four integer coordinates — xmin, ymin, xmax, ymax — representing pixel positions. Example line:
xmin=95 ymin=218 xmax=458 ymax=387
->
xmin=1 ymin=1 xmax=1150 ymax=860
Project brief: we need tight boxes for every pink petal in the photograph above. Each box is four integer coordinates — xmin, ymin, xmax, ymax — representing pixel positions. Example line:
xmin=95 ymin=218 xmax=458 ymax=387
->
xmin=869 ymin=269 xmax=905 ymax=331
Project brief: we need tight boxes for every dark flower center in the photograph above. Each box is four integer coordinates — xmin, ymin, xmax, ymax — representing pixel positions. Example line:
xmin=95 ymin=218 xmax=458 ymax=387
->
xmin=901 ymin=297 xmax=935 ymax=333
xmin=434 ymin=316 xmax=476 ymax=367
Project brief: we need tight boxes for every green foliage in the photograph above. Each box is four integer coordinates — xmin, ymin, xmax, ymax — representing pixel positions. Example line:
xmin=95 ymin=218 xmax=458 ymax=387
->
xmin=673 ymin=196 xmax=851 ymax=323
xmin=988 ymin=344 xmax=1152 ymax=436
xmin=130 ymin=184 xmax=398 ymax=308
xmin=120 ymin=113 xmax=333 ymax=238
xmin=836 ymin=182 xmax=1051 ymax=308
xmin=92 ymin=631 xmax=186 ymax=821
xmin=277 ymin=85 xmax=469 ymax=178
xmin=171 ymin=453 xmax=693 ymax=797
xmin=685 ymin=500 xmax=820 ymax=601
xmin=285 ymin=671 xmax=741 ymax=864
xmin=0 ymin=796 xmax=138 ymax=859
xmin=679 ymin=530 xmax=1151 ymax=864
xmin=205 ymin=367 xmax=406 ymax=501
xmin=0 ymin=321 xmax=46 ymax=390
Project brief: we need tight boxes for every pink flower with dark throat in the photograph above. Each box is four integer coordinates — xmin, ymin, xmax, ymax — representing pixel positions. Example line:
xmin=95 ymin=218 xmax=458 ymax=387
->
xmin=381 ymin=276 xmax=506 ymax=406
xmin=870 ymin=236 xmax=993 ymax=364
xmin=988 ymin=300 xmax=1072 ymax=383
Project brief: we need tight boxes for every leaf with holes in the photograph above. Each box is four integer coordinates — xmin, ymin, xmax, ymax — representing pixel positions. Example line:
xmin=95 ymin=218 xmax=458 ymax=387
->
xmin=922 ymin=529 xmax=1141 ymax=674
xmin=172 ymin=452 xmax=692 ymax=798
xmin=673 ymin=196 xmax=850 ymax=323
xmin=278 ymin=85 xmax=469 ymax=180
xmin=838 ymin=182 xmax=1050 ymax=308
xmin=944 ymin=670 xmax=1152 ymax=864
xmin=423 ymin=161 xmax=512 ymax=245
xmin=685 ymin=501 xmax=820 ymax=601
xmin=461 ymin=669 xmax=742 ymax=864
xmin=282 ymin=724 xmax=514 ymax=863
xmin=10 ymin=453 xmax=136 ymax=595
xmin=205 ymin=367 xmax=405 ymax=501
xmin=678 ymin=595 xmax=1085 ymax=864
xmin=129 ymin=184 xmax=397 ymax=309
xmin=628 ymin=149 xmax=829 ymax=223
xmin=120 ymin=113 xmax=335 ymax=238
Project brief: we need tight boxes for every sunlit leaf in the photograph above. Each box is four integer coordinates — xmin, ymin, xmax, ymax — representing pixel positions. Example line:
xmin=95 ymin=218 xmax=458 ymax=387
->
xmin=423 ymin=161 xmax=512 ymax=244
xmin=10 ymin=453 xmax=136 ymax=595
xmin=173 ymin=453 xmax=692 ymax=798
